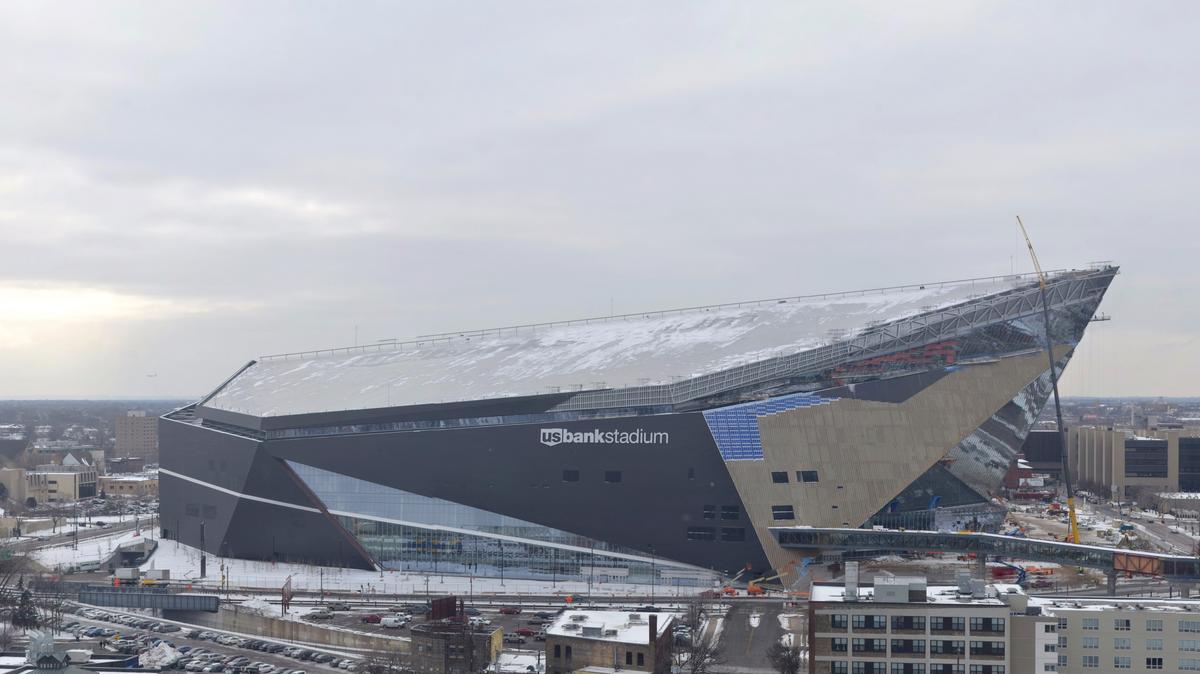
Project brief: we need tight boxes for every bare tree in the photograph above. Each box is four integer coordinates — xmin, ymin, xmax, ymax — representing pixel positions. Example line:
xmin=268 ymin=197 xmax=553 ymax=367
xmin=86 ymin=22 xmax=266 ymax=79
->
xmin=35 ymin=585 xmax=69 ymax=634
xmin=766 ymin=642 xmax=803 ymax=674
xmin=362 ymin=643 xmax=409 ymax=674
xmin=0 ymin=625 xmax=14 ymax=651
xmin=673 ymin=601 xmax=722 ymax=674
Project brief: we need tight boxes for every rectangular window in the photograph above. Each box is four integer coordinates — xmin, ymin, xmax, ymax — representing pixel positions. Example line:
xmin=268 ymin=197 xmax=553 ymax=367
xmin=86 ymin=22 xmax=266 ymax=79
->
xmin=1184 ymin=640 xmax=1200 ymax=652
xmin=1182 ymin=659 xmax=1200 ymax=672
xmin=1113 ymin=657 xmax=1130 ymax=670
xmin=1081 ymin=656 xmax=1099 ymax=669
xmin=1184 ymin=621 xmax=1200 ymax=633
xmin=832 ymin=638 xmax=848 ymax=652
xmin=1082 ymin=618 xmax=1099 ymax=630
xmin=832 ymin=663 xmax=848 ymax=674
xmin=720 ymin=527 xmax=745 ymax=542
xmin=771 ymin=471 xmax=789 ymax=483
xmin=686 ymin=527 xmax=715 ymax=542
xmin=562 ymin=469 xmax=580 ymax=482
xmin=565 ymin=646 xmax=572 ymax=659
xmin=1113 ymin=618 xmax=1131 ymax=631
xmin=1113 ymin=637 xmax=1131 ymax=650
xmin=720 ymin=505 xmax=740 ymax=520
xmin=831 ymin=615 xmax=848 ymax=629
xmin=1147 ymin=639 xmax=1163 ymax=651
xmin=625 ymin=652 xmax=632 ymax=666
xmin=1081 ymin=637 xmax=1098 ymax=649
xmin=636 ymin=653 xmax=644 ymax=667
xmin=702 ymin=505 xmax=716 ymax=520
xmin=1146 ymin=658 xmax=1163 ymax=670
xmin=771 ymin=505 xmax=795 ymax=520
xmin=604 ymin=470 xmax=622 ymax=483
xmin=553 ymin=646 xmax=560 ymax=658
xmin=799 ymin=470 xmax=820 ymax=482
xmin=1147 ymin=619 xmax=1164 ymax=632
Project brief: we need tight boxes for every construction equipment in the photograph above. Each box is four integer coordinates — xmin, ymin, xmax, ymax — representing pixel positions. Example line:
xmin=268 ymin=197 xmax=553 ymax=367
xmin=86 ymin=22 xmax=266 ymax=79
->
xmin=1017 ymin=216 xmax=1080 ymax=545
xmin=746 ymin=560 xmax=797 ymax=595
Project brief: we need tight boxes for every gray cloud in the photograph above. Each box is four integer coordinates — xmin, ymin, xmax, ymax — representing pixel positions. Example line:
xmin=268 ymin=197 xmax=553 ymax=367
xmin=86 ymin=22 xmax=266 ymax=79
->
xmin=1 ymin=1 xmax=1197 ymax=397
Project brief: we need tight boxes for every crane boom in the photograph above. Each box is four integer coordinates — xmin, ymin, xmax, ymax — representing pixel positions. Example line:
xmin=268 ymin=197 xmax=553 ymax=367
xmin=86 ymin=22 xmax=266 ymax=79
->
xmin=1016 ymin=216 xmax=1080 ymax=545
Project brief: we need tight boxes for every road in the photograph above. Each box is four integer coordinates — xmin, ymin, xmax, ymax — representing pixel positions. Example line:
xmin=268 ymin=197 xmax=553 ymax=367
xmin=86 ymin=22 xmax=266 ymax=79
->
xmin=714 ymin=602 xmax=783 ymax=674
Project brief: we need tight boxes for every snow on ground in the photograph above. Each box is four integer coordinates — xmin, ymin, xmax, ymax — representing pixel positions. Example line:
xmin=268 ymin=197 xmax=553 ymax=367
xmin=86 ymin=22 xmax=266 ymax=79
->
xmin=239 ymin=597 xmax=282 ymax=617
xmin=144 ymin=539 xmax=712 ymax=597
xmin=33 ymin=530 xmax=149 ymax=570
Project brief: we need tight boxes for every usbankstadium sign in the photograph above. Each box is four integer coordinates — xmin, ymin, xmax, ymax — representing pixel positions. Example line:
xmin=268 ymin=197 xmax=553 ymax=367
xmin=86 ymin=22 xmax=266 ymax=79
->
xmin=540 ymin=428 xmax=669 ymax=447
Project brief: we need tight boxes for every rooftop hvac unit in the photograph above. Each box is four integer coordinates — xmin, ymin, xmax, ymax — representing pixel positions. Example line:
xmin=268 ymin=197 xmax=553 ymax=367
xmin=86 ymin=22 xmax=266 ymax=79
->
xmin=562 ymin=624 xmax=581 ymax=631
xmin=570 ymin=614 xmax=588 ymax=622
xmin=604 ymin=629 xmax=618 ymax=636
xmin=970 ymin=580 xmax=986 ymax=599
xmin=628 ymin=614 xmax=643 ymax=622
xmin=846 ymin=562 xmax=860 ymax=602
xmin=956 ymin=571 xmax=972 ymax=595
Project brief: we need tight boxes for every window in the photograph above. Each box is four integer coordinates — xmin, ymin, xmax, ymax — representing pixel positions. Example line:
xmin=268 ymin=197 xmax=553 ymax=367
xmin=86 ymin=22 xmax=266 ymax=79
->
xmin=1146 ymin=657 xmax=1163 ymax=670
xmin=970 ymin=617 xmax=1004 ymax=633
xmin=771 ymin=471 xmax=789 ymax=483
xmin=799 ymin=470 xmax=819 ymax=482
xmin=1057 ymin=618 xmax=1068 ymax=630
xmin=852 ymin=615 xmax=886 ymax=629
xmin=832 ymin=638 xmax=848 ymax=652
xmin=1080 ymin=656 xmax=1099 ymax=669
xmin=1043 ymin=624 xmax=1057 ymax=633
xmin=604 ymin=470 xmax=622 ymax=483
xmin=1184 ymin=640 xmax=1200 ymax=652
xmin=636 ymin=653 xmax=644 ymax=667
xmin=970 ymin=641 xmax=1004 ymax=656
xmin=1182 ymin=659 xmax=1200 ymax=671
xmin=890 ymin=665 xmax=926 ymax=674
xmin=562 ymin=469 xmax=580 ymax=482
xmin=721 ymin=505 xmax=740 ymax=520
xmin=1058 ymin=636 xmax=1067 ymax=648
xmin=702 ymin=505 xmax=716 ymax=519
xmin=831 ymin=615 xmax=848 ymax=629
xmin=932 ymin=616 xmax=965 ymax=632
xmin=625 ymin=652 xmax=632 ymax=666
xmin=1147 ymin=639 xmax=1163 ymax=651
xmin=832 ymin=663 xmax=848 ymax=674
xmin=1081 ymin=637 xmax=1098 ymax=649
xmin=771 ymin=505 xmax=795 ymax=520
xmin=892 ymin=616 xmax=926 ymax=630
xmin=686 ymin=527 xmax=715 ymax=541
xmin=1113 ymin=618 xmax=1131 ymax=631
xmin=1147 ymin=619 xmax=1164 ymax=632
xmin=1113 ymin=657 xmax=1130 ymax=670
xmin=1082 ymin=617 xmax=1099 ymax=630
xmin=720 ymin=527 xmax=745 ymax=542
xmin=1185 ymin=621 xmax=1200 ymax=633
xmin=565 ymin=646 xmax=572 ymax=659
xmin=1113 ymin=637 xmax=1131 ymax=650
xmin=890 ymin=639 xmax=925 ymax=655
xmin=1043 ymin=644 xmax=1056 ymax=652
xmin=1057 ymin=655 xmax=1067 ymax=667
xmin=553 ymin=646 xmax=560 ymax=658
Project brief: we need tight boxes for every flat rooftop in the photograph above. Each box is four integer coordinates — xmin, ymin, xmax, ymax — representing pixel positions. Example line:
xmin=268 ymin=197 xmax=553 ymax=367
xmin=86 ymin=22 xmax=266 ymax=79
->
xmin=546 ymin=610 xmax=672 ymax=645
xmin=810 ymin=583 xmax=1024 ymax=606
xmin=202 ymin=272 xmax=1053 ymax=418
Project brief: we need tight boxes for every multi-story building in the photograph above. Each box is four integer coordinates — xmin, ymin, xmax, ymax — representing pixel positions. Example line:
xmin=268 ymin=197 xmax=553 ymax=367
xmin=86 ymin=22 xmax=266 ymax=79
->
xmin=116 ymin=411 xmax=159 ymax=463
xmin=409 ymin=622 xmax=501 ymax=674
xmin=809 ymin=571 xmax=1020 ymax=674
xmin=0 ymin=461 xmax=98 ymax=505
xmin=1032 ymin=595 xmax=1200 ymax=673
xmin=158 ymin=267 xmax=1116 ymax=581
xmin=1068 ymin=427 xmax=1200 ymax=499
xmin=98 ymin=474 xmax=159 ymax=498
xmin=544 ymin=611 xmax=674 ymax=674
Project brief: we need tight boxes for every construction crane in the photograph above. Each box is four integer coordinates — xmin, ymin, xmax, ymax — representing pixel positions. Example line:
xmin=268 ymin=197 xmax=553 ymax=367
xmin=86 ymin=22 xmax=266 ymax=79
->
xmin=746 ymin=560 xmax=798 ymax=595
xmin=1017 ymin=216 xmax=1080 ymax=545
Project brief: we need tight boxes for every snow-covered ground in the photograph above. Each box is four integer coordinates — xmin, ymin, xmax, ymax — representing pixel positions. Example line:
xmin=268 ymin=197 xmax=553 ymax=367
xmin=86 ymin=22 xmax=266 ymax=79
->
xmin=144 ymin=539 xmax=711 ymax=597
xmin=34 ymin=530 xmax=151 ymax=570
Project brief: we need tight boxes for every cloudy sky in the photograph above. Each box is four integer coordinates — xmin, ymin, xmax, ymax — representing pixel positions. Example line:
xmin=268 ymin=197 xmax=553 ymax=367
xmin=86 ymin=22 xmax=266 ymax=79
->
xmin=1 ymin=2 xmax=1197 ymax=399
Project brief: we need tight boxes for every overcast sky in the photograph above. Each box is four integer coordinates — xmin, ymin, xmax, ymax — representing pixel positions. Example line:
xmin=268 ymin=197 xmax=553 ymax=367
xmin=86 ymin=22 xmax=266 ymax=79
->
xmin=1 ymin=2 xmax=1197 ymax=399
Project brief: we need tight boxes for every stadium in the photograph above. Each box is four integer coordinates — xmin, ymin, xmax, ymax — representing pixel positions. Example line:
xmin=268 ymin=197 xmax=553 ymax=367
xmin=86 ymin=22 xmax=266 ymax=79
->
xmin=160 ymin=265 xmax=1117 ymax=584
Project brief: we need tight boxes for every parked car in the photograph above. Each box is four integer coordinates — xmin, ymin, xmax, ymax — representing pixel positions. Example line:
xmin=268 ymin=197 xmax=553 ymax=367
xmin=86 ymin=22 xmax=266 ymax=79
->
xmin=360 ymin=614 xmax=382 ymax=624
xmin=516 ymin=627 xmax=536 ymax=637
xmin=534 ymin=611 xmax=558 ymax=620
xmin=304 ymin=610 xmax=334 ymax=621
xmin=380 ymin=615 xmax=408 ymax=629
xmin=327 ymin=602 xmax=352 ymax=612
xmin=502 ymin=634 xmax=526 ymax=645
xmin=499 ymin=607 xmax=521 ymax=615
xmin=463 ymin=607 xmax=481 ymax=616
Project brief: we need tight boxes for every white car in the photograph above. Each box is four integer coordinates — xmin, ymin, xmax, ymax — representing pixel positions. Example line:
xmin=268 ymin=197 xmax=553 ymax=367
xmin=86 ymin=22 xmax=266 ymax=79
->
xmin=380 ymin=615 xmax=408 ymax=628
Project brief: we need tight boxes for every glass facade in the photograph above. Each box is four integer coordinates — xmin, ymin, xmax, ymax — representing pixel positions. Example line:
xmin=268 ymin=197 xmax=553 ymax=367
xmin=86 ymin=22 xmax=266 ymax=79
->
xmin=288 ymin=461 xmax=713 ymax=585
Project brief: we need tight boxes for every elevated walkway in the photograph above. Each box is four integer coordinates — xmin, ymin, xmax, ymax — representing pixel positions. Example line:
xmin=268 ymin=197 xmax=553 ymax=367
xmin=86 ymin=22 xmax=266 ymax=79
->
xmin=772 ymin=527 xmax=1200 ymax=592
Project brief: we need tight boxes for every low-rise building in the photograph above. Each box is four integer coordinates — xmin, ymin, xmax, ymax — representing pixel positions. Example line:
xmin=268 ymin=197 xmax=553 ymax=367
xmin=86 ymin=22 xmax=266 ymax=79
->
xmin=544 ymin=610 xmax=674 ymax=674
xmin=1031 ymin=595 xmax=1200 ymax=673
xmin=409 ymin=622 xmax=501 ymax=674
xmin=106 ymin=456 xmax=146 ymax=474
xmin=98 ymin=473 xmax=158 ymax=498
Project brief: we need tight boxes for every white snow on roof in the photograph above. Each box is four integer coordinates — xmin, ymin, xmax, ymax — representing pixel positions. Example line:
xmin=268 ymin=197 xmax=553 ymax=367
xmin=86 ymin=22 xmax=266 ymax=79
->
xmin=545 ymin=610 xmax=673 ymax=644
xmin=810 ymin=583 xmax=1022 ymax=606
xmin=204 ymin=274 xmax=1039 ymax=417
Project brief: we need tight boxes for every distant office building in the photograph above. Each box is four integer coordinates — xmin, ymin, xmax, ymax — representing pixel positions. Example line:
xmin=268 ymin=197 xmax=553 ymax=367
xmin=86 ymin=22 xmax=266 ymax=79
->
xmin=1068 ymin=427 xmax=1200 ymax=499
xmin=106 ymin=456 xmax=146 ymax=474
xmin=544 ymin=611 xmax=674 ymax=674
xmin=0 ymin=460 xmax=97 ymax=505
xmin=1019 ymin=429 xmax=1063 ymax=479
xmin=116 ymin=411 xmax=158 ymax=463
xmin=409 ymin=622 xmax=500 ymax=674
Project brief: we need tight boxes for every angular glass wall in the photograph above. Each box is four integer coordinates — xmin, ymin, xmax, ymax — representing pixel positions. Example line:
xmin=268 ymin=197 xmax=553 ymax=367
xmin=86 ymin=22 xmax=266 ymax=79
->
xmin=288 ymin=461 xmax=714 ymax=586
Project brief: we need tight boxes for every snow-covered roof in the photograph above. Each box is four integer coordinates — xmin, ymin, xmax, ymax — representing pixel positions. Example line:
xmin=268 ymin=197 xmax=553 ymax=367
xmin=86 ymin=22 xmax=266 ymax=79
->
xmin=545 ymin=610 xmax=673 ymax=644
xmin=1030 ymin=595 xmax=1200 ymax=613
xmin=810 ymin=583 xmax=1022 ymax=606
xmin=204 ymin=272 xmax=1048 ymax=418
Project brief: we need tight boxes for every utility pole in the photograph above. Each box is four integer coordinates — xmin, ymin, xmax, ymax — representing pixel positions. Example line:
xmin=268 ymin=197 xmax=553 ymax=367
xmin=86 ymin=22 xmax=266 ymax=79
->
xmin=200 ymin=520 xmax=207 ymax=579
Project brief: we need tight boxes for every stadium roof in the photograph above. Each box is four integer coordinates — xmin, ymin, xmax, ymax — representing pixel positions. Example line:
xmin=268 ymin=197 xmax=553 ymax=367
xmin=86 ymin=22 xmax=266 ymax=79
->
xmin=202 ymin=270 xmax=1097 ymax=419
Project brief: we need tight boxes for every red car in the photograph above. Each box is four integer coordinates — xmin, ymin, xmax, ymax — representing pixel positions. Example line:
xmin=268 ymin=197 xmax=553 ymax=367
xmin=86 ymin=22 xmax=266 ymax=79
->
xmin=516 ymin=627 xmax=536 ymax=637
xmin=360 ymin=614 xmax=382 ymax=624
xmin=499 ymin=607 xmax=522 ymax=615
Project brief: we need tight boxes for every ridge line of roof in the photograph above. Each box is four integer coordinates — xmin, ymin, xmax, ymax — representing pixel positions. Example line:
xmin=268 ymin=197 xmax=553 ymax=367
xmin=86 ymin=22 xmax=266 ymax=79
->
xmin=257 ymin=265 xmax=1116 ymax=362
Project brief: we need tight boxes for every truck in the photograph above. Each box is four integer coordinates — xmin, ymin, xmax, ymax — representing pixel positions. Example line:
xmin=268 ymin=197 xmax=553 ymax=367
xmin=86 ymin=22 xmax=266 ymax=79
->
xmin=114 ymin=568 xmax=141 ymax=581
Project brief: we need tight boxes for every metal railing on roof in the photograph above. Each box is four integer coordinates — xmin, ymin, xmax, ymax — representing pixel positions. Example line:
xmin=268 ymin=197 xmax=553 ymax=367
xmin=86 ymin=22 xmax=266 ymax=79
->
xmin=256 ymin=268 xmax=1085 ymax=362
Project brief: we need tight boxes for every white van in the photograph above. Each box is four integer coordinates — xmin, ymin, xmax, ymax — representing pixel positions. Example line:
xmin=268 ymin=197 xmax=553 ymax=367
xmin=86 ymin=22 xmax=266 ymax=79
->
xmin=380 ymin=615 xmax=408 ymax=629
